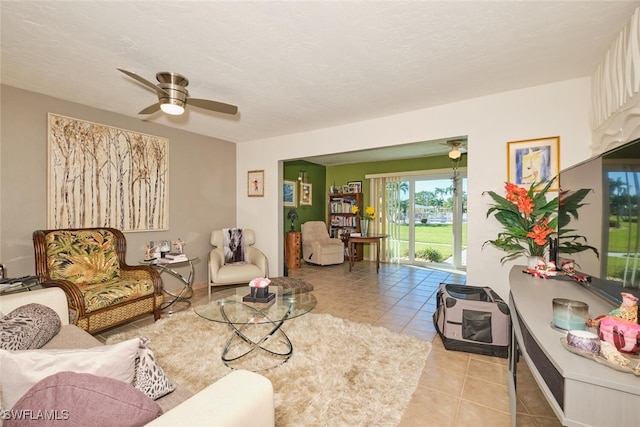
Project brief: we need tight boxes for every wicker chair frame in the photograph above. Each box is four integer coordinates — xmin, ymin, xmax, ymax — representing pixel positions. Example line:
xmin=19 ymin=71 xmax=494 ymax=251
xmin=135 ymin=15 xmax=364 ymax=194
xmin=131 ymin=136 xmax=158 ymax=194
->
xmin=33 ymin=227 xmax=163 ymax=334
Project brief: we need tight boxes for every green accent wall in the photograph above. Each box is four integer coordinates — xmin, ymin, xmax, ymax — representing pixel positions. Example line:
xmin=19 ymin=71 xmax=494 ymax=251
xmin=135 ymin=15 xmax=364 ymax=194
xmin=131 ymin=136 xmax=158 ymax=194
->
xmin=283 ymin=161 xmax=326 ymax=234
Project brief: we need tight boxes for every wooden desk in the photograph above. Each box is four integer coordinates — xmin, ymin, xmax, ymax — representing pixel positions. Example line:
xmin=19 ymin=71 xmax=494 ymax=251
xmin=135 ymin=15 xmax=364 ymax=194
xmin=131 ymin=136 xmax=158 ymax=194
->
xmin=348 ymin=234 xmax=388 ymax=273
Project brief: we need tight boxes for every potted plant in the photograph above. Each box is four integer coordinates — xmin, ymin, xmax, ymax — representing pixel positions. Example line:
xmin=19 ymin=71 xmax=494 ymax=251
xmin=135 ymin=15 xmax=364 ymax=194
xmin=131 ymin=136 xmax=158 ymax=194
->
xmin=483 ymin=177 xmax=598 ymax=269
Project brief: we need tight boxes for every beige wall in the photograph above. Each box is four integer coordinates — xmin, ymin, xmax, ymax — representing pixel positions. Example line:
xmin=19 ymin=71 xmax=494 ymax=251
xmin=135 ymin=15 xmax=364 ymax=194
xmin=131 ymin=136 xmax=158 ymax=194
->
xmin=0 ymin=85 xmax=236 ymax=289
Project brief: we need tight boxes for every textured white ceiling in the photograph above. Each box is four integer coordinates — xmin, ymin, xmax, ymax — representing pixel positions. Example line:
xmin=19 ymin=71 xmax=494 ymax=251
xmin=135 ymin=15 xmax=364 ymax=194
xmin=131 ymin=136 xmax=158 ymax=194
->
xmin=1 ymin=1 xmax=638 ymax=152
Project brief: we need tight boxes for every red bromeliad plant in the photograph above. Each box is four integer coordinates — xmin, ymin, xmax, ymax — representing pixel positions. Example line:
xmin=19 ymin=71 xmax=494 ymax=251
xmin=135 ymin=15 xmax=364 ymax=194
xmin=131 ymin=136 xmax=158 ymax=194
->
xmin=483 ymin=179 xmax=559 ymax=263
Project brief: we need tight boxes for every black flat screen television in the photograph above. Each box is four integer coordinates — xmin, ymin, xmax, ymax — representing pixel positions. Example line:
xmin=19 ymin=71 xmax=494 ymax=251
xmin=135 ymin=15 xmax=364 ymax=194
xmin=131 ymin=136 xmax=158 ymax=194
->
xmin=558 ymin=138 xmax=640 ymax=307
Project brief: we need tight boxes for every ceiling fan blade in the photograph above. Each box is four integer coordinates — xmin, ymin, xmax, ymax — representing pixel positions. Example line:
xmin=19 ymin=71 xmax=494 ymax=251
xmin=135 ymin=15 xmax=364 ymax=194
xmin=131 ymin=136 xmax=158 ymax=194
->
xmin=117 ymin=68 xmax=169 ymax=97
xmin=138 ymin=103 xmax=161 ymax=115
xmin=188 ymin=98 xmax=238 ymax=115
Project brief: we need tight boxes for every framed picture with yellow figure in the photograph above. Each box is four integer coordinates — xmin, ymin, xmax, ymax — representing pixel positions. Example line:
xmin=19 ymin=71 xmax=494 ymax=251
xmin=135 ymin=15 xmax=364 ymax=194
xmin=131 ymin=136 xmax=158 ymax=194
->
xmin=507 ymin=136 xmax=559 ymax=191
xmin=300 ymin=182 xmax=312 ymax=206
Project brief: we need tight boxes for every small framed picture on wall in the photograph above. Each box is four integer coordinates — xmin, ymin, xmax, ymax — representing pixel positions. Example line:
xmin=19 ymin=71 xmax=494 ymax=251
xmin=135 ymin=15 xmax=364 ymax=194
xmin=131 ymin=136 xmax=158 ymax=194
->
xmin=300 ymin=182 xmax=313 ymax=206
xmin=248 ymin=170 xmax=265 ymax=197
xmin=507 ymin=136 xmax=559 ymax=191
xmin=283 ymin=180 xmax=297 ymax=207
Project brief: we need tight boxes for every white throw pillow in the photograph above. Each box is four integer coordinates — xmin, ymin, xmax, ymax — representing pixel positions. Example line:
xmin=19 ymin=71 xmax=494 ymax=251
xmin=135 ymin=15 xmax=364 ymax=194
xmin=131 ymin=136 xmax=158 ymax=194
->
xmin=0 ymin=337 xmax=139 ymax=409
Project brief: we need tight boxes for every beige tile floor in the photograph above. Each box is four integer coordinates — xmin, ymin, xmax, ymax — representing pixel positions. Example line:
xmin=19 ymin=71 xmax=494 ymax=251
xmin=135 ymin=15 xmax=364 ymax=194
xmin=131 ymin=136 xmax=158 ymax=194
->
xmin=99 ymin=260 xmax=516 ymax=426
xmin=286 ymin=261 xmax=512 ymax=427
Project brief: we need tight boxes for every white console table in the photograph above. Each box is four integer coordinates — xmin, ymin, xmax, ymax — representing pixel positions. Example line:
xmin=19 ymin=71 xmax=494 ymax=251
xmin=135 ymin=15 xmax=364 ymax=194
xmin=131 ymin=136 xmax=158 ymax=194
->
xmin=508 ymin=266 xmax=640 ymax=427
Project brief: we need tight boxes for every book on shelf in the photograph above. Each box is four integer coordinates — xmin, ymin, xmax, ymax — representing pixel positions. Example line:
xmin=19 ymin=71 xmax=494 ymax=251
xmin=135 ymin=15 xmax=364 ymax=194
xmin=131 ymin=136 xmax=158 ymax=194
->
xmin=330 ymin=216 xmax=356 ymax=227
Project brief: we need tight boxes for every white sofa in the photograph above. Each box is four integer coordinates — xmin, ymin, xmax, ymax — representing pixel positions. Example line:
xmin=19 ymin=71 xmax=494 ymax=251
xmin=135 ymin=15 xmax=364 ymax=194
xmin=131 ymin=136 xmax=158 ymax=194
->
xmin=208 ymin=228 xmax=269 ymax=295
xmin=0 ymin=288 xmax=275 ymax=427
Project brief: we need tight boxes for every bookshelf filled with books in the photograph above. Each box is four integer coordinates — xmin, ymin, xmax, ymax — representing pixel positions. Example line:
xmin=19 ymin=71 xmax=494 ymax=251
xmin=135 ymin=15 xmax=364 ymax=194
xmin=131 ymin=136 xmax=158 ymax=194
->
xmin=328 ymin=192 xmax=363 ymax=260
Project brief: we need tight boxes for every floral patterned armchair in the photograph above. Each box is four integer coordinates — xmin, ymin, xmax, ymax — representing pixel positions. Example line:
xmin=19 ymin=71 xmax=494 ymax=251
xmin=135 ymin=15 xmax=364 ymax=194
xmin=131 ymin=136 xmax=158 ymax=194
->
xmin=33 ymin=228 xmax=163 ymax=334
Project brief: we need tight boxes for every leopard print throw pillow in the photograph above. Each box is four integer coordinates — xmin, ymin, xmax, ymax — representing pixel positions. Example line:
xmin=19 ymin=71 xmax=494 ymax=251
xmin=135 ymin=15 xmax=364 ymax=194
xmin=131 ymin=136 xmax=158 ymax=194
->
xmin=0 ymin=303 xmax=61 ymax=350
xmin=134 ymin=338 xmax=176 ymax=400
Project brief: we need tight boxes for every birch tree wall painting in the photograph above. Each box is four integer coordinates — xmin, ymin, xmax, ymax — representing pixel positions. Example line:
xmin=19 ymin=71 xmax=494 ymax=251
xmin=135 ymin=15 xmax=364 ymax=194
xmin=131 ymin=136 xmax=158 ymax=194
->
xmin=47 ymin=113 xmax=169 ymax=231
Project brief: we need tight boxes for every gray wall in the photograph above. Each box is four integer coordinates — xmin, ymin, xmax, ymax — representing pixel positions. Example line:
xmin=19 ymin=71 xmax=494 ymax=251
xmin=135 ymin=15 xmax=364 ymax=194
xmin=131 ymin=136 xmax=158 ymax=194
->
xmin=0 ymin=85 xmax=236 ymax=289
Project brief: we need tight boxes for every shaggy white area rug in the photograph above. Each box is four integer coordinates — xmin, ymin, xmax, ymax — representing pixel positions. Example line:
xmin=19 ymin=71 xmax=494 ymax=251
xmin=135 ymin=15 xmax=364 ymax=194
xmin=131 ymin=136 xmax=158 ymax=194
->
xmin=106 ymin=309 xmax=431 ymax=426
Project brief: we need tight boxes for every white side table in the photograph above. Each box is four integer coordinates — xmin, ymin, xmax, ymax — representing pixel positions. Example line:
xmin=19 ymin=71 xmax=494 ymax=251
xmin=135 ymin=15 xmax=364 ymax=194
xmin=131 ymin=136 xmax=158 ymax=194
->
xmin=141 ymin=256 xmax=198 ymax=313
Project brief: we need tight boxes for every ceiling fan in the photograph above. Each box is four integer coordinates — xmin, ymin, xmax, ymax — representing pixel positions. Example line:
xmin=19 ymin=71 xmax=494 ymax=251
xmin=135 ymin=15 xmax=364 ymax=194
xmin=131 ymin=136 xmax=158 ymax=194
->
xmin=117 ymin=68 xmax=238 ymax=116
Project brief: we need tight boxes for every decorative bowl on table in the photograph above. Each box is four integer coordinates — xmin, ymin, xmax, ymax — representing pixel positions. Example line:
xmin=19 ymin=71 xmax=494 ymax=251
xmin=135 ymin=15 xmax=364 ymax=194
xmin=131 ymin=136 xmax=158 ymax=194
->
xmin=566 ymin=330 xmax=601 ymax=354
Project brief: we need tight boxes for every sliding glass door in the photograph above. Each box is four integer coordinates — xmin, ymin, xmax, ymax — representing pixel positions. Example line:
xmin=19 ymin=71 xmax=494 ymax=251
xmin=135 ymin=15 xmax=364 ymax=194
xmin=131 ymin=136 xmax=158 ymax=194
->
xmin=397 ymin=171 xmax=467 ymax=270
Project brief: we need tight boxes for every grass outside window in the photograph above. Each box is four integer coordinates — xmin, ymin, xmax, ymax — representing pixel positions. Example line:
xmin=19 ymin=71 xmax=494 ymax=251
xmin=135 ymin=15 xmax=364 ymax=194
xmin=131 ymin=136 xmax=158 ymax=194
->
xmin=394 ymin=223 xmax=467 ymax=262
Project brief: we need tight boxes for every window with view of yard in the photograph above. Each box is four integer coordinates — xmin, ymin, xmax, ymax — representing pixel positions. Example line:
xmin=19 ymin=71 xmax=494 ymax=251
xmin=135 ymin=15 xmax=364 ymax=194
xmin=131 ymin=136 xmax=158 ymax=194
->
xmin=389 ymin=172 xmax=467 ymax=269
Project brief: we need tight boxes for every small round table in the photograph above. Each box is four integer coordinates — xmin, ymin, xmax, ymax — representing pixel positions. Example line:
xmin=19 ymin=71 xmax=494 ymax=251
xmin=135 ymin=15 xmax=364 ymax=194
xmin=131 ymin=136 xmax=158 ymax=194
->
xmin=195 ymin=286 xmax=316 ymax=371
xmin=348 ymin=234 xmax=389 ymax=273
xmin=141 ymin=256 xmax=198 ymax=314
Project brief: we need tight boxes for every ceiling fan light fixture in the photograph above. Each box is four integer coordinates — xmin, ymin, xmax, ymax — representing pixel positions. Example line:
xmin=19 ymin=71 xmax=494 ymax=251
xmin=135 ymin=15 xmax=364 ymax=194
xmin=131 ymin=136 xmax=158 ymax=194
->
xmin=118 ymin=69 xmax=238 ymax=116
xmin=446 ymin=139 xmax=465 ymax=160
xmin=160 ymin=101 xmax=185 ymax=115
xmin=448 ymin=148 xmax=461 ymax=160
xmin=158 ymin=82 xmax=188 ymax=115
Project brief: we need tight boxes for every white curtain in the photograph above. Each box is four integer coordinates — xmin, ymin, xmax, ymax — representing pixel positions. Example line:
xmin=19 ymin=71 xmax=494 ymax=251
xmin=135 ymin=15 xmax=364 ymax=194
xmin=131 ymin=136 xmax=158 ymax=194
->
xmin=369 ymin=175 xmax=402 ymax=263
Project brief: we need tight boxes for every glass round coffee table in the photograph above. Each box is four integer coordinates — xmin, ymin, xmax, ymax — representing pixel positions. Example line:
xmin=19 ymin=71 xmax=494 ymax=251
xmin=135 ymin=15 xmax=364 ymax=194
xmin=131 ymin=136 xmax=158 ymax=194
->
xmin=195 ymin=286 xmax=316 ymax=371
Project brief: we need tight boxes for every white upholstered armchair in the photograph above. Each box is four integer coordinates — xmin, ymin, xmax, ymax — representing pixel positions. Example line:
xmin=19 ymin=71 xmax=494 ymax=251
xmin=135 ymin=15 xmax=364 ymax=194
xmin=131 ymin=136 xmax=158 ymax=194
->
xmin=208 ymin=228 xmax=269 ymax=296
xmin=301 ymin=221 xmax=345 ymax=266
